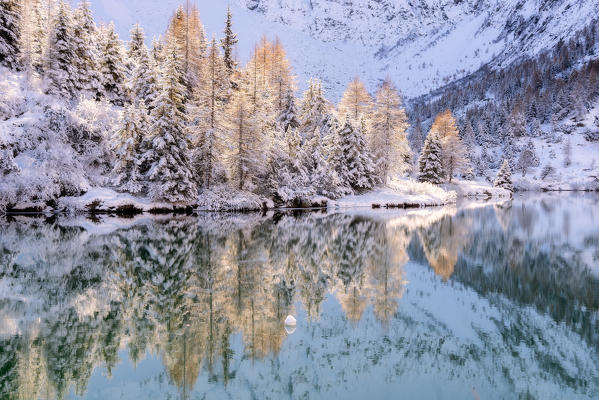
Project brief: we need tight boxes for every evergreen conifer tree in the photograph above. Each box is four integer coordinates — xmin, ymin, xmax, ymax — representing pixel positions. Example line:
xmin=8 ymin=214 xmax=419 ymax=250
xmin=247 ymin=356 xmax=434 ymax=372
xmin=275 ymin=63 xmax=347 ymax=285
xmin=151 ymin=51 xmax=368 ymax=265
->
xmin=299 ymin=79 xmax=333 ymax=139
xmin=140 ymin=38 xmax=197 ymax=202
xmin=221 ymin=7 xmax=238 ymax=74
xmin=132 ymin=46 xmax=160 ymax=110
xmin=73 ymin=0 xmax=101 ymax=95
xmin=98 ymin=23 xmax=126 ymax=104
xmin=494 ymin=159 xmax=513 ymax=193
xmin=336 ymin=116 xmax=378 ymax=192
xmin=277 ymin=90 xmax=300 ymax=132
xmin=301 ymin=128 xmax=344 ymax=198
xmin=45 ymin=1 xmax=78 ymax=98
xmin=0 ymin=0 xmax=21 ymax=69
xmin=417 ymin=132 xmax=444 ymax=184
xmin=128 ymin=24 xmax=145 ymax=61
xmin=112 ymin=102 xmax=148 ymax=193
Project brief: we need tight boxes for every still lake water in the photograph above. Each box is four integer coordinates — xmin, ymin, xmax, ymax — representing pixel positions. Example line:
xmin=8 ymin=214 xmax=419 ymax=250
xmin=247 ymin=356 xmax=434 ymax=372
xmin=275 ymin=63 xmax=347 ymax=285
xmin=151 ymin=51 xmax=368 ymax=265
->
xmin=1 ymin=193 xmax=598 ymax=400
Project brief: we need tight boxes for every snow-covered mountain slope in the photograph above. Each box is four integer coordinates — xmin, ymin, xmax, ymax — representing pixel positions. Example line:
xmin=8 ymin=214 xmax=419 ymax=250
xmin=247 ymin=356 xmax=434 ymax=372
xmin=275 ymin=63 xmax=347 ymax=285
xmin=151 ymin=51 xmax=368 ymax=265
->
xmin=89 ymin=0 xmax=599 ymax=99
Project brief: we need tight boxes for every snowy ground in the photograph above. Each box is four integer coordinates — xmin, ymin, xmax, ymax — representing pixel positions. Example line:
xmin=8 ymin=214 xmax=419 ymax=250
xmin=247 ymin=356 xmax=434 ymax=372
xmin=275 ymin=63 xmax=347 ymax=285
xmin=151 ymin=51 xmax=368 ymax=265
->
xmin=331 ymin=179 xmax=457 ymax=209
xmin=442 ymin=179 xmax=511 ymax=199
xmin=512 ymin=129 xmax=599 ymax=191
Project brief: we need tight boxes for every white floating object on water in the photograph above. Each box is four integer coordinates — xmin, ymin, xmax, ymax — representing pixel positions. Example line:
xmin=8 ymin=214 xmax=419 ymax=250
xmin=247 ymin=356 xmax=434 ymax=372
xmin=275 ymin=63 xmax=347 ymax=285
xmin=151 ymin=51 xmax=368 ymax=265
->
xmin=284 ymin=315 xmax=297 ymax=326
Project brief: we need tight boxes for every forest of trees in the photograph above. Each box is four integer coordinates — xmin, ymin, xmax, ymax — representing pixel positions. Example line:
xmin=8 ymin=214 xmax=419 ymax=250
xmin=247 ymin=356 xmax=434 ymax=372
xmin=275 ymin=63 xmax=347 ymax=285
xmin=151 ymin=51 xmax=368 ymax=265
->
xmin=0 ymin=0 xmax=497 ymax=208
xmin=410 ymin=20 xmax=599 ymax=181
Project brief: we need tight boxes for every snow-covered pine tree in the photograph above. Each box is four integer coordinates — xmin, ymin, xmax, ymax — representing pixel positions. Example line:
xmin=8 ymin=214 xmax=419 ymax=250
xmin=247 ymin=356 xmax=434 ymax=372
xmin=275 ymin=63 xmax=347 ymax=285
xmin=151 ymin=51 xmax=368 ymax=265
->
xmin=516 ymin=139 xmax=539 ymax=177
xmin=299 ymin=78 xmax=333 ymax=139
xmin=370 ymin=78 xmax=411 ymax=181
xmin=285 ymin=127 xmax=302 ymax=160
xmin=301 ymin=128 xmax=344 ymax=198
xmin=221 ymin=7 xmax=238 ymax=74
xmin=131 ymin=45 xmax=160 ymax=110
xmin=265 ymin=128 xmax=312 ymax=206
xmin=502 ymin=130 xmax=518 ymax=169
xmin=45 ymin=1 xmax=78 ymax=98
xmin=462 ymin=121 xmax=476 ymax=152
xmin=337 ymin=76 xmax=372 ymax=122
xmin=277 ymin=89 xmax=300 ymax=132
xmin=417 ymin=132 xmax=444 ymax=184
xmin=430 ymin=110 xmax=468 ymax=183
xmin=18 ymin=0 xmax=46 ymax=76
xmin=30 ymin=0 xmax=46 ymax=73
xmin=529 ymin=118 xmax=544 ymax=137
xmin=98 ymin=23 xmax=126 ymax=105
xmin=336 ymin=115 xmax=378 ymax=192
xmin=140 ymin=38 xmax=197 ymax=203
xmin=151 ymin=36 xmax=164 ymax=64
xmin=189 ymin=38 xmax=229 ymax=188
xmin=73 ymin=0 xmax=101 ymax=96
xmin=494 ymin=159 xmax=513 ymax=193
xmin=0 ymin=0 xmax=21 ymax=69
xmin=128 ymin=24 xmax=145 ymax=61
xmin=274 ymin=126 xmax=312 ymax=204
xmin=112 ymin=102 xmax=149 ymax=193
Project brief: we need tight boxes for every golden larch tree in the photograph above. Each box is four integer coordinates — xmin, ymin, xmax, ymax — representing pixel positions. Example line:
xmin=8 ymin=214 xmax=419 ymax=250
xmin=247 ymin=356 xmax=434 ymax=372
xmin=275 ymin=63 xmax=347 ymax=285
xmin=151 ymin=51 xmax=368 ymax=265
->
xmin=338 ymin=76 xmax=373 ymax=122
xmin=429 ymin=109 xmax=469 ymax=183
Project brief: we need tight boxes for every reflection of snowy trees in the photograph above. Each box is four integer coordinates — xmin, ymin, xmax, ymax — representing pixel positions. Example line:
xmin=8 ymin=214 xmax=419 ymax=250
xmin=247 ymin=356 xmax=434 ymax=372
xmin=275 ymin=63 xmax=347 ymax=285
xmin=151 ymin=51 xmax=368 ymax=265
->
xmin=0 ymin=198 xmax=599 ymax=398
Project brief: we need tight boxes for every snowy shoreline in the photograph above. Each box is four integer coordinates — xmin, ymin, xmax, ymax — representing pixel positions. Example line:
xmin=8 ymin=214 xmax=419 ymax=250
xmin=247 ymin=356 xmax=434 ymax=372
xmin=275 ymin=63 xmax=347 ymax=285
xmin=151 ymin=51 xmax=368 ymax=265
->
xmin=3 ymin=179 xmax=516 ymax=215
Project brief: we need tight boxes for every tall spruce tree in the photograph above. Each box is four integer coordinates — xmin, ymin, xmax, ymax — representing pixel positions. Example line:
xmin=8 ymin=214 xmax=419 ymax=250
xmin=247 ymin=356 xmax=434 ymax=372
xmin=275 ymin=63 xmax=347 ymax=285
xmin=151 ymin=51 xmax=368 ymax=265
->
xmin=221 ymin=7 xmax=238 ymax=74
xmin=301 ymin=128 xmax=344 ymax=198
xmin=73 ymin=0 xmax=101 ymax=95
xmin=336 ymin=116 xmax=378 ymax=192
xmin=299 ymin=79 xmax=333 ymax=139
xmin=131 ymin=46 xmax=160 ymax=110
xmin=99 ymin=23 xmax=126 ymax=105
xmin=277 ymin=90 xmax=300 ymax=133
xmin=417 ymin=132 xmax=444 ymax=184
xmin=45 ymin=1 xmax=78 ymax=98
xmin=128 ymin=23 xmax=145 ymax=61
xmin=112 ymin=103 xmax=149 ymax=193
xmin=140 ymin=38 xmax=197 ymax=202
xmin=0 ymin=0 xmax=21 ymax=69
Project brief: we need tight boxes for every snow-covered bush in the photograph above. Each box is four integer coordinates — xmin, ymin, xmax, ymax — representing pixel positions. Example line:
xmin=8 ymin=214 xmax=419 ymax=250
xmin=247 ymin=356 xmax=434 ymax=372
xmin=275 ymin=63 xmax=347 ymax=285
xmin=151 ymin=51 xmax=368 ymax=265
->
xmin=197 ymin=185 xmax=268 ymax=211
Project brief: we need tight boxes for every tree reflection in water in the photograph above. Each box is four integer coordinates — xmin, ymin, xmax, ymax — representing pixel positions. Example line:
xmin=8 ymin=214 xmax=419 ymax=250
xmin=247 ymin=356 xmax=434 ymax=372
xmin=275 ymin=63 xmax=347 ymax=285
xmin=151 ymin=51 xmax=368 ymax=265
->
xmin=0 ymin=194 xmax=598 ymax=399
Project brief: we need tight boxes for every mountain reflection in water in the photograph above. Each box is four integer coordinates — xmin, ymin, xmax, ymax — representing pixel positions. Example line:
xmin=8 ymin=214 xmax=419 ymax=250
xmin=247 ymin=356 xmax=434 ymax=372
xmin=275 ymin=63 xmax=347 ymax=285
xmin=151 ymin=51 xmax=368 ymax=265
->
xmin=0 ymin=193 xmax=598 ymax=400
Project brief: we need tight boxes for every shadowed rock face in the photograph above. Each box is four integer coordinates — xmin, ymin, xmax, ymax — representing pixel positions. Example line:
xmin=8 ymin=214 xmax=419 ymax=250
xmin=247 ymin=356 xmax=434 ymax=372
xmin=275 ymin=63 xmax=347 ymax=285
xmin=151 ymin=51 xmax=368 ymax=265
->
xmin=0 ymin=194 xmax=598 ymax=399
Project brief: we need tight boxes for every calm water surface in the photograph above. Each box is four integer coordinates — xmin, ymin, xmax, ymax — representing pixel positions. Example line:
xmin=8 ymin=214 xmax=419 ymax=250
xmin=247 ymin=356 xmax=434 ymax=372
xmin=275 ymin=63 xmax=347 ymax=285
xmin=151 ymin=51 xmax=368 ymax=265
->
xmin=1 ymin=193 xmax=598 ymax=400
